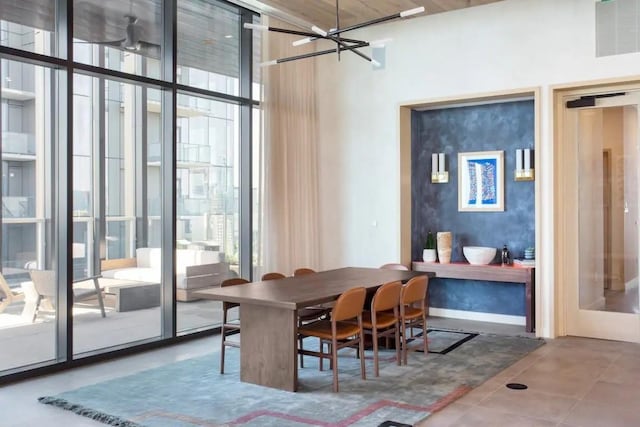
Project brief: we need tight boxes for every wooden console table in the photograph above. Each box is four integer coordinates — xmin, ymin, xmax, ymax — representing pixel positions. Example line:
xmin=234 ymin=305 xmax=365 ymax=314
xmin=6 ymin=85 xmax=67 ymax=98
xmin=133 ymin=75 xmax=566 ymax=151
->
xmin=412 ymin=262 xmax=535 ymax=333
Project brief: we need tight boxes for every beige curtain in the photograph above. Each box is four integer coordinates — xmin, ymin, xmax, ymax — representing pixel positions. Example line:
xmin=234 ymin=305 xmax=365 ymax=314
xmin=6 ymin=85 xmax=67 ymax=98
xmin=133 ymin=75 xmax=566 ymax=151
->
xmin=262 ymin=17 xmax=319 ymax=276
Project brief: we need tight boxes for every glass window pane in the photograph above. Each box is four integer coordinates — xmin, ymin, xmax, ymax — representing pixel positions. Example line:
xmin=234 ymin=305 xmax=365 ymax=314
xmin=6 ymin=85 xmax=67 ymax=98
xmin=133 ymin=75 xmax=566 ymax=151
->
xmin=73 ymin=0 xmax=162 ymax=79
xmin=177 ymin=0 xmax=240 ymax=96
xmin=0 ymin=0 xmax=57 ymax=56
xmin=73 ymin=74 xmax=163 ymax=355
xmin=252 ymin=15 xmax=262 ymax=102
xmin=0 ymin=60 xmax=57 ymax=372
xmin=176 ymin=93 xmax=239 ymax=334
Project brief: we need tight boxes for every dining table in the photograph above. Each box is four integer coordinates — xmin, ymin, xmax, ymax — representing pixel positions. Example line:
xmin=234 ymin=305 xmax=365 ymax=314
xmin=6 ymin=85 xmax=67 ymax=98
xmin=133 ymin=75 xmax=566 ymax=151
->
xmin=194 ymin=266 xmax=426 ymax=391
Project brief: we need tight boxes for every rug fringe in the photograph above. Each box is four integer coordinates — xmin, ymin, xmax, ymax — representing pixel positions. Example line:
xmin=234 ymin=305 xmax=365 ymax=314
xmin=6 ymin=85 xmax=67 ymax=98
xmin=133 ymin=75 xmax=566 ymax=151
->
xmin=38 ymin=396 xmax=143 ymax=427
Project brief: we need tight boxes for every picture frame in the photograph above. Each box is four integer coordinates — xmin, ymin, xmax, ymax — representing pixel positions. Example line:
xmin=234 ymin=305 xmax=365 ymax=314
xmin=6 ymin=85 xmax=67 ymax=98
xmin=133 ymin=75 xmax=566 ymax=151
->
xmin=458 ymin=150 xmax=504 ymax=212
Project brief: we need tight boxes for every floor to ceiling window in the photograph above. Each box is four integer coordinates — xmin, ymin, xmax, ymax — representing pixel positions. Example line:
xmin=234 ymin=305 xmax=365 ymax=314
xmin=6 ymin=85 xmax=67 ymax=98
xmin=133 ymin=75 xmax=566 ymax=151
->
xmin=0 ymin=58 xmax=58 ymax=371
xmin=0 ymin=0 xmax=259 ymax=378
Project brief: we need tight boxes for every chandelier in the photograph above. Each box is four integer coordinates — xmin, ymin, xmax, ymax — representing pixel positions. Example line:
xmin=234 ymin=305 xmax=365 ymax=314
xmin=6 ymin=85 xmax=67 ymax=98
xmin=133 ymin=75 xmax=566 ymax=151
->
xmin=243 ymin=0 xmax=425 ymax=67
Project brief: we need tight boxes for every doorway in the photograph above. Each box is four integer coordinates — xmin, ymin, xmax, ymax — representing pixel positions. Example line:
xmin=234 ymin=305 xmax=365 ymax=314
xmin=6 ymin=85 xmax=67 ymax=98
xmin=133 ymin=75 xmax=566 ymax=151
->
xmin=556 ymin=85 xmax=640 ymax=342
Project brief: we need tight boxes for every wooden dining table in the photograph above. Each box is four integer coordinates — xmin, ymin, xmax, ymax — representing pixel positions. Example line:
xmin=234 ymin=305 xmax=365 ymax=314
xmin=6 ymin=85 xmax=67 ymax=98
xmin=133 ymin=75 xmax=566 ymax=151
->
xmin=194 ymin=267 xmax=426 ymax=391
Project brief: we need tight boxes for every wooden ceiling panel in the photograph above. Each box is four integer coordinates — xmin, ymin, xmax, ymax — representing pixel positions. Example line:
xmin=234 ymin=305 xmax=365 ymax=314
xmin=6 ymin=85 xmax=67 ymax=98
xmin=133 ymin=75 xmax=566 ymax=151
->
xmin=256 ymin=0 xmax=504 ymax=29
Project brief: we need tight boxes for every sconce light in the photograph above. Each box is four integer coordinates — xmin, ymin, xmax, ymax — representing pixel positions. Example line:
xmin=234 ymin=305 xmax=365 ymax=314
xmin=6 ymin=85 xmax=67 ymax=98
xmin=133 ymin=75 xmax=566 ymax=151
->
xmin=431 ymin=153 xmax=449 ymax=183
xmin=515 ymin=148 xmax=534 ymax=181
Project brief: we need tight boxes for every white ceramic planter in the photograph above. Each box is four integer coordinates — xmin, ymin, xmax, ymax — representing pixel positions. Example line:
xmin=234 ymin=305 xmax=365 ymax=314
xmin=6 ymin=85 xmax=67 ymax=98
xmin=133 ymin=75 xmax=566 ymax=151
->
xmin=422 ymin=249 xmax=437 ymax=263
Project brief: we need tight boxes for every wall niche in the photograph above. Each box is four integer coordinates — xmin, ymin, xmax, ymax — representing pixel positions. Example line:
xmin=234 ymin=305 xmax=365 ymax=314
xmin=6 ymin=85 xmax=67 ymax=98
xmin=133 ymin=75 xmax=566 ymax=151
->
xmin=411 ymin=99 xmax=535 ymax=316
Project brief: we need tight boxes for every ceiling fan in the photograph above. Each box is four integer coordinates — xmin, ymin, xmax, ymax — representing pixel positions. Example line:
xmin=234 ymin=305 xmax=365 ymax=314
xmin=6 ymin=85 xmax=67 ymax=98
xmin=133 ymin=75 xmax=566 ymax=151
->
xmin=78 ymin=13 xmax=160 ymax=57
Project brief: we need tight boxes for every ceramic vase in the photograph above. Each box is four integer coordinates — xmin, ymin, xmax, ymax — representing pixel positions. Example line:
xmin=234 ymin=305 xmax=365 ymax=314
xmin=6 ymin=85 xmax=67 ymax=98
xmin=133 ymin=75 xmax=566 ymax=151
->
xmin=437 ymin=231 xmax=452 ymax=264
xmin=422 ymin=249 xmax=437 ymax=263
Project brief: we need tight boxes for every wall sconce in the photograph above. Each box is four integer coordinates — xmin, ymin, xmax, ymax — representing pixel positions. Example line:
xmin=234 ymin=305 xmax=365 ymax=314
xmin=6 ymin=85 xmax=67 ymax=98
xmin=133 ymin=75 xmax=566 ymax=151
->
xmin=431 ymin=153 xmax=449 ymax=183
xmin=515 ymin=148 xmax=534 ymax=181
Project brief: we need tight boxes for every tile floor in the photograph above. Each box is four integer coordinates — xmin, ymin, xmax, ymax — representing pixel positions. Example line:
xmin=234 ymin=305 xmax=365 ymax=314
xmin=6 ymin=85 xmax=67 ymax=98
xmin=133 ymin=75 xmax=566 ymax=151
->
xmin=2 ymin=318 xmax=640 ymax=427
xmin=418 ymin=331 xmax=640 ymax=426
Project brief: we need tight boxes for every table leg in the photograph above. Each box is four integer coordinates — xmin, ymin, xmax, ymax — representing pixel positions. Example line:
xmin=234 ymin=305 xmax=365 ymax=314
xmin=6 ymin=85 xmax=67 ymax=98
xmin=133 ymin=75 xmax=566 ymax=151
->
xmin=240 ymin=303 xmax=298 ymax=391
xmin=525 ymin=270 xmax=534 ymax=333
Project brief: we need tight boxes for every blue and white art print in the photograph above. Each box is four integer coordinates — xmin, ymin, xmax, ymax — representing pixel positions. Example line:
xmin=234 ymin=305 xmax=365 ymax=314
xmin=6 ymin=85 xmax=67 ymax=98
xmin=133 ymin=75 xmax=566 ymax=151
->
xmin=458 ymin=150 xmax=504 ymax=212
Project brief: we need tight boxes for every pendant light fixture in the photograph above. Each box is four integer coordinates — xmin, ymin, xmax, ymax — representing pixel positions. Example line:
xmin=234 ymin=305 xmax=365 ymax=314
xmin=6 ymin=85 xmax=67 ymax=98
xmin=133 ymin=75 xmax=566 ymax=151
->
xmin=243 ymin=0 xmax=425 ymax=67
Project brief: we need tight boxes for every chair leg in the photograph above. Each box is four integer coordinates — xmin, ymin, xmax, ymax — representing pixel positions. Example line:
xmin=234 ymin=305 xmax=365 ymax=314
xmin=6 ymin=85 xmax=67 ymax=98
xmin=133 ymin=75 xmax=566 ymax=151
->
xmin=359 ymin=331 xmax=366 ymax=381
xmin=395 ymin=321 xmax=401 ymax=366
xmin=298 ymin=318 xmax=304 ymax=368
xmin=220 ymin=310 xmax=227 ymax=374
xmin=373 ymin=328 xmax=379 ymax=377
xmin=402 ymin=319 xmax=408 ymax=365
xmin=32 ymin=295 xmax=42 ymax=323
xmin=92 ymin=277 xmax=106 ymax=318
xmin=331 ymin=336 xmax=339 ymax=392
xmin=319 ymin=338 xmax=324 ymax=371
xmin=0 ymin=296 xmax=9 ymax=313
xmin=422 ymin=313 xmax=428 ymax=355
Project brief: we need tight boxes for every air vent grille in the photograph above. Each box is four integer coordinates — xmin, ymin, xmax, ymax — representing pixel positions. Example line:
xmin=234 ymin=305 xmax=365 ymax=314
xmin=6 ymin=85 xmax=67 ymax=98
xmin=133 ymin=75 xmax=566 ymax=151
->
xmin=596 ymin=0 xmax=640 ymax=57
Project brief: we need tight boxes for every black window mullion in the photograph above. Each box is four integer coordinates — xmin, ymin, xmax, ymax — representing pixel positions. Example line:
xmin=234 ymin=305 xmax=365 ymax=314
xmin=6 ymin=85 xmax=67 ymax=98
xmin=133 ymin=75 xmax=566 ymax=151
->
xmin=161 ymin=0 xmax=178 ymax=338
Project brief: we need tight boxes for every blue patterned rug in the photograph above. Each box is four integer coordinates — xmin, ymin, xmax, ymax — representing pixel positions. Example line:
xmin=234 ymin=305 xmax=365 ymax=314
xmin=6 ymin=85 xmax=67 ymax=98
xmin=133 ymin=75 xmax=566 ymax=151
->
xmin=39 ymin=330 xmax=543 ymax=427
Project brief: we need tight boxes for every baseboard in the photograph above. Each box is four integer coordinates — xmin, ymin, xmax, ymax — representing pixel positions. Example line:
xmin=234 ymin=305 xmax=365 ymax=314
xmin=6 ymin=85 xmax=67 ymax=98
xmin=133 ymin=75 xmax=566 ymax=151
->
xmin=428 ymin=307 xmax=525 ymax=326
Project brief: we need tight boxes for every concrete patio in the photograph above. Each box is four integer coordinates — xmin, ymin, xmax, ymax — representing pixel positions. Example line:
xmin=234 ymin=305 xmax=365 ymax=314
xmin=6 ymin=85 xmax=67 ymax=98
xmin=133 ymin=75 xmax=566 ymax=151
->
xmin=0 ymin=293 xmax=225 ymax=372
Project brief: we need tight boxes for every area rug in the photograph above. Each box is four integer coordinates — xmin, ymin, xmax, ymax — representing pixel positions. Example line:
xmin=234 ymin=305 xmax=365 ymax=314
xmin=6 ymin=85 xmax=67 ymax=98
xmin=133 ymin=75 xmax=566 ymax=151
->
xmin=39 ymin=330 xmax=544 ymax=427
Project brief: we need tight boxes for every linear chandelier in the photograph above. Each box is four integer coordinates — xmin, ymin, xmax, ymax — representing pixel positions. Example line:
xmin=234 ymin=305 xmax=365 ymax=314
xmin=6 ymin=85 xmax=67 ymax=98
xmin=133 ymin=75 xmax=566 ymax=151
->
xmin=243 ymin=0 xmax=425 ymax=67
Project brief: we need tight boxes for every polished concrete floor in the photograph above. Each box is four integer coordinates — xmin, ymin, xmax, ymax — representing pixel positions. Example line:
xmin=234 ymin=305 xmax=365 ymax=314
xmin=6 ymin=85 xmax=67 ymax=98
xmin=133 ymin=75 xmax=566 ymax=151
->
xmin=2 ymin=318 xmax=640 ymax=427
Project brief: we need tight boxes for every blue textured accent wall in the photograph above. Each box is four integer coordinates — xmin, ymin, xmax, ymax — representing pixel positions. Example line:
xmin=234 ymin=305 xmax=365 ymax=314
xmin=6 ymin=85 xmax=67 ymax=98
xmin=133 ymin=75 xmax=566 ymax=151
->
xmin=411 ymin=100 xmax=535 ymax=316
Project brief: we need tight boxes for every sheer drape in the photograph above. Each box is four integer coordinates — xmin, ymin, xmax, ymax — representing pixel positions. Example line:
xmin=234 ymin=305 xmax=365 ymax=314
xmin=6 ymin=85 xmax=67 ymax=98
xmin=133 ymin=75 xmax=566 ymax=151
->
xmin=261 ymin=17 xmax=319 ymax=276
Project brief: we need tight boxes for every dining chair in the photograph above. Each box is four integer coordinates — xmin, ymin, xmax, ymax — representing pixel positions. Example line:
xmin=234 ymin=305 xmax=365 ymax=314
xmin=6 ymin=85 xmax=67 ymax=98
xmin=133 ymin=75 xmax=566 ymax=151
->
xmin=293 ymin=267 xmax=316 ymax=276
xmin=263 ymin=269 xmax=330 ymax=368
xmin=400 ymin=275 xmax=429 ymax=364
xmin=261 ymin=272 xmax=286 ymax=281
xmin=0 ymin=272 xmax=24 ymax=313
xmin=298 ymin=286 xmax=367 ymax=392
xmin=290 ymin=267 xmax=333 ymax=368
xmin=380 ymin=263 xmax=409 ymax=271
xmin=220 ymin=277 xmax=250 ymax=374
xmin=362 ymin=280 xmax=403 ymax=376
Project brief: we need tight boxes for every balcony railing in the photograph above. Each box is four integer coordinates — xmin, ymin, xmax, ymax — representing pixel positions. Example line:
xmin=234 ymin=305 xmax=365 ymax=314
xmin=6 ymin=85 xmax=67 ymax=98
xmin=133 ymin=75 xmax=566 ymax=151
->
xmin=2 ymin=196 xmax=35 ymax=218
xmin=1 ymin=132 xmax=35 ymax=156
xmin=148 ymin=142 xmax=211 ymax=164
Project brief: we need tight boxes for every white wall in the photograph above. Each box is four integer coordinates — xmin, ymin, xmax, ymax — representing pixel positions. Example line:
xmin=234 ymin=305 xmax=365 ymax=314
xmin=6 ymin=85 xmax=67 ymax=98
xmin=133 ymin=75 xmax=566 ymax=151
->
xmin=312 ymin=0 xmax=640 ymax=337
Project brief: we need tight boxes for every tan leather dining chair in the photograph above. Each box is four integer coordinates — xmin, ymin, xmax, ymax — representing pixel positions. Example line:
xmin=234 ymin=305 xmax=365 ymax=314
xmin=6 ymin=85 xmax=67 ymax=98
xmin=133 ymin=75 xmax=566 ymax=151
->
xmin=298 ymin=286 xmax=367 ymax=392
xmin=293 ymin=267 xmax=316 ymax=276
xmin=261 ymin=272 xmax=286 ymax=281
xmin=220 ymin=277 xmax=250 ymax=374
xmin=380 ymin=263 xmax=409 ymax=271
xmin=400 ymin=275 xmax=429 ymax=364
xmin=289 ymin=267 xmax=332 ymax=367
xmin=362 ymin=280 xmax=403 ymax=376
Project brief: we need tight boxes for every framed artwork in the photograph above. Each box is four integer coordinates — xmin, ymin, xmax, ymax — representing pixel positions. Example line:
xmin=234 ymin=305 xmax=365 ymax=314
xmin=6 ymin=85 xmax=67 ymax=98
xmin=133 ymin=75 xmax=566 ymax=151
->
xmin=458 ymin=150 xmax=504 ymax=212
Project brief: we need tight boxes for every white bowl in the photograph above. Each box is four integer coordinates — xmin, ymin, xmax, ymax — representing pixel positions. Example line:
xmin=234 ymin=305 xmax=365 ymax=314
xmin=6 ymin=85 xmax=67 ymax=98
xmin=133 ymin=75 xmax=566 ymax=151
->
xmin=463 ymin=246 xmax=497 ymax=265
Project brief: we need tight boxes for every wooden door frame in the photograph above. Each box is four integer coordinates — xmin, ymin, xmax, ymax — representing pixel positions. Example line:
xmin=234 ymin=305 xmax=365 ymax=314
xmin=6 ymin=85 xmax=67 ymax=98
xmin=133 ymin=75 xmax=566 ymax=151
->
xmin=552 ymin=77 xmax=640 ymax=338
